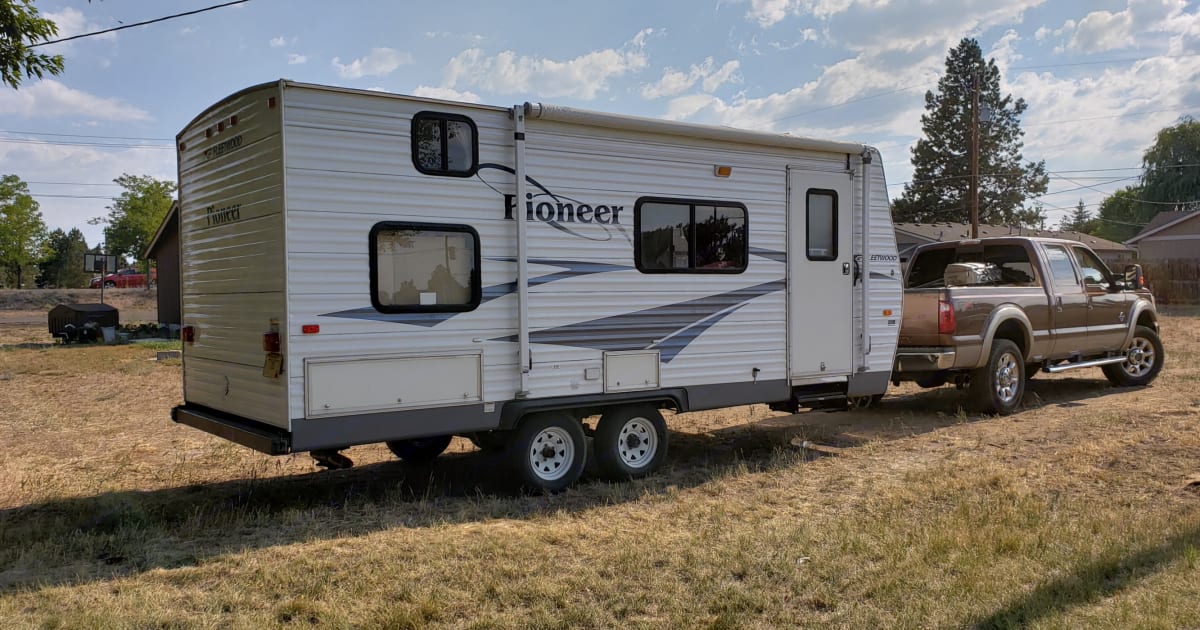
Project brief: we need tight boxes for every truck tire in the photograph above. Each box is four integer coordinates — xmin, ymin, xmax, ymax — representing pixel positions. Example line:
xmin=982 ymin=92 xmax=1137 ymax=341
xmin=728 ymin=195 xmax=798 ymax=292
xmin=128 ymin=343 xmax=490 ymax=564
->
xmin=508 ymin=411 xmax=586 ymax=493
xmin=1102 ymin=325 xmax=1164 ymax=387
xmin=385 ymin=435 xmax=452 ymax=463
xmin=594 ymin=405 xmax=668 ymax=480
xmin=969 ymin=339 xmax=1024 ymax=415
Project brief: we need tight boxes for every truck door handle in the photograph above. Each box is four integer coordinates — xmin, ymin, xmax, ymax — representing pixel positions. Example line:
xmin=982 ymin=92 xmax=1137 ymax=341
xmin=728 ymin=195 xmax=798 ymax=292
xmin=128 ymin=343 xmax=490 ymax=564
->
xmin=1055 ymin=295 xmax=1063 ymax=312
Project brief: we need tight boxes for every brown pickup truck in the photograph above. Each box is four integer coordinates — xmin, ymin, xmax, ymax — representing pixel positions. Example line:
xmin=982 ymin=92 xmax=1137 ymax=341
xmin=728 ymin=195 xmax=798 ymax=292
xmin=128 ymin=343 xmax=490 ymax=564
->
xmin=893 ymin=236 xmax=1162 ymax=414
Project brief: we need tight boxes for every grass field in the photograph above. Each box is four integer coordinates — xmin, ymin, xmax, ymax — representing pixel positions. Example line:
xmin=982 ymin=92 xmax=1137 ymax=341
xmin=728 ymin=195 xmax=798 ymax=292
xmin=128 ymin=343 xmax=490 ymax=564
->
xmin=0 ymin=310 xmax=1198 ymax=628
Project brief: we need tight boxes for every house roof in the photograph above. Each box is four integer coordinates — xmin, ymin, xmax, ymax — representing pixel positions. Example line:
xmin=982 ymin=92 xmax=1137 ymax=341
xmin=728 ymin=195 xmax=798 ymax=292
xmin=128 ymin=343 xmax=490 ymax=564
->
xmin=144 ymin=200 xmax=179 ymax=260
xmin=1125 ymin=210 xmax=1200 ymax=244
xmin=893 ymin=222 xmax=1134 ymax=252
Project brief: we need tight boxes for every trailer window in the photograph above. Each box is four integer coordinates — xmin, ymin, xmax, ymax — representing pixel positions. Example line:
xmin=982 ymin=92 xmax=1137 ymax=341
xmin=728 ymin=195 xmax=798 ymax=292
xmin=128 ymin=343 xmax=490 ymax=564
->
xmin=370 ymin=222 xmax=480 ymax=312
xmin=634 ymin=198 xmax=747 ymax=273
xmin=806 ymin=190 xmax=838 ymax=261
xmin=412 ymin=112 xmax=478 ymax=177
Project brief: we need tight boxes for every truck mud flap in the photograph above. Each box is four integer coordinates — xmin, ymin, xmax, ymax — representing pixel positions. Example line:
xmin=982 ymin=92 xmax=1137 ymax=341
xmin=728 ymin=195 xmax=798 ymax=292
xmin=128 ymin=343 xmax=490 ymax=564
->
xmin=172 ymin=404 xmax=291 ymax=455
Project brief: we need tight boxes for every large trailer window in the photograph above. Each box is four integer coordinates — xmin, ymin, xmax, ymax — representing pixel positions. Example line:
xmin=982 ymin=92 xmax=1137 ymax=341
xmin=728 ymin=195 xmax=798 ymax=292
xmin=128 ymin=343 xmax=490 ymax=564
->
xmin=634 ymin=198 xmax=747 ymax=273
xmin=370 ymin=222 xmax=481 ymax=313
xmin=412 ymin=112 xmax=478 ymax=177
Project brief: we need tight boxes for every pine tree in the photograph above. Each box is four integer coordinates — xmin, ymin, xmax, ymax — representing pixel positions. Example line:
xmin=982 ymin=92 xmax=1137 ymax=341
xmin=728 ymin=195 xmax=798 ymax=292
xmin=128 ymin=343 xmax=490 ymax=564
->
xmin=1059 ymin=199 xmax=1095 ymax=233
xmin=892 ymin=38 xmax=1049 ymax=227
xmin=37 ymin=227 xmax=89 ymax=288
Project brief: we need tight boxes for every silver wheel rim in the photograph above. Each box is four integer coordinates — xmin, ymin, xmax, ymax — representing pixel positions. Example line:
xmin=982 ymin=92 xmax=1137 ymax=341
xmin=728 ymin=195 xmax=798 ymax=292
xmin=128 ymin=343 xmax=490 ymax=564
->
xmin=617 ymin=418 xmax=658 ymax=469
xmin=528 ymin=426 xmax=574 ymax=481
xmin=1122 ymin=336 xmax=1156 ymax=377
xmin=994 ymin=351 xmax=1020 ymax=404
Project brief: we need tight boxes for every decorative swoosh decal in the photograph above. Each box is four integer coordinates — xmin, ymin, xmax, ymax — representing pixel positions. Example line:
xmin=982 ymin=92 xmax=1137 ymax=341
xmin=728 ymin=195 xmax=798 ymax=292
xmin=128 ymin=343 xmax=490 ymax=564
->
xmin=749 ymin=247 xmax=786 ymax=263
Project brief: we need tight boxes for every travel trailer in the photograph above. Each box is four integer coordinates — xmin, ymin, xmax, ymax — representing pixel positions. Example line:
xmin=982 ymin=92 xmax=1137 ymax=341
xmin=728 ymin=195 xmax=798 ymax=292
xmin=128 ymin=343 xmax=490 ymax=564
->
xmin=170 ymin=80 xmax=903 ymax=491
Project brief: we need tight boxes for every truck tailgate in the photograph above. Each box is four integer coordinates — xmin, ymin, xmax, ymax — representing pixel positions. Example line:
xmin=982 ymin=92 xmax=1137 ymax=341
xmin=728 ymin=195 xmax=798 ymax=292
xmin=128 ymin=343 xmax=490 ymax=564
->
xmin=898 ymin=288 xmax=945 ymax=347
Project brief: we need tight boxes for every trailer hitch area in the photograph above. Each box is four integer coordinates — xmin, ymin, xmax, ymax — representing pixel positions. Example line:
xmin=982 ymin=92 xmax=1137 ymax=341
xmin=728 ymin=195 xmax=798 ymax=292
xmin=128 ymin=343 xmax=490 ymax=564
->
xmin=311 ymin=449 xmax=354 ymax=470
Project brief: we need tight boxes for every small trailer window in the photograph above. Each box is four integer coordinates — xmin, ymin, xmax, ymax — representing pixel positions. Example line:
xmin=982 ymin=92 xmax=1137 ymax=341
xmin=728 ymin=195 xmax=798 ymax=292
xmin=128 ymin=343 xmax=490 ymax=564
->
xmin=634 ymin=198 xmax=747 ymax=273
xmin=411 ymin=112 xmax=478 ymax=177
xmin=806 ymin=189 xmax=838 ymax=261
xmin=370 ymin=222 xmax=481 ymax=312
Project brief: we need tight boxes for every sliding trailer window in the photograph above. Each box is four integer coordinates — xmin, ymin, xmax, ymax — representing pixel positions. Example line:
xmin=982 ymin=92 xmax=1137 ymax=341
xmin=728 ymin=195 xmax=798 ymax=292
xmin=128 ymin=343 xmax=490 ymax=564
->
xmin=411 ymin=111 xmax=478 ymax=177
xmin=370 ymin=222 xmax=481 ymax=313
xmin=635 ymin=198 xmax=748 ymax=273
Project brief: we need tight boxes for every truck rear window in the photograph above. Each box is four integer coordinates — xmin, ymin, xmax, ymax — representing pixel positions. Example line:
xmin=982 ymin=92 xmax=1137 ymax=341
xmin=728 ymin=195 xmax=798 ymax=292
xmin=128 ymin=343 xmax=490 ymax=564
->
xmin=907 ymin=244 xmax=1039 ymax=288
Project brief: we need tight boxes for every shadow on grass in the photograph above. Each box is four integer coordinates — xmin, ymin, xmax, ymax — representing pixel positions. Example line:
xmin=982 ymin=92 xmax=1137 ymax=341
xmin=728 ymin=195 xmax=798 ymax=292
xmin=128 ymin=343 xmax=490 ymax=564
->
xmin=974 ymin=524 xmax=1200 ymax=629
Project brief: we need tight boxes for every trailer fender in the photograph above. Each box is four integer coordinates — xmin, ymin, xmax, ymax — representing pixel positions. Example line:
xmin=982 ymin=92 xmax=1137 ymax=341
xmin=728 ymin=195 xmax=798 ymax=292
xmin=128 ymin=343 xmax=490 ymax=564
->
xmin=498 ymin=389 xmax=688 ymax=430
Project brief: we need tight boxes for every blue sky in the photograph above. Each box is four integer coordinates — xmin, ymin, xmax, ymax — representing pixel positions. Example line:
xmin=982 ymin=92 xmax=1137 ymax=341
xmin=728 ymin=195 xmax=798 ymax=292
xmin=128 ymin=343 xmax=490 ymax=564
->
xmin=2 ymin=0 xmax=1198 ymax=247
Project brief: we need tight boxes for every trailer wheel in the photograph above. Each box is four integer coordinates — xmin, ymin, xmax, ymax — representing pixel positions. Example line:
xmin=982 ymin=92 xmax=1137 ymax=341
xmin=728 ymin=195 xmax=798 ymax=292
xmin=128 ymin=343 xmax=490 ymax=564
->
xmin=1102 ymin=325 xmax=1164 ymax=387
xmin=385 ymin=435 xmax=452 ymax=464
xmin=508 ymin=411 xmax=586 ymax=493
xmin=968 ymin=339 xmax=1024 ymax=415
xmin=594 ymin=405 xmax=668 ymax=480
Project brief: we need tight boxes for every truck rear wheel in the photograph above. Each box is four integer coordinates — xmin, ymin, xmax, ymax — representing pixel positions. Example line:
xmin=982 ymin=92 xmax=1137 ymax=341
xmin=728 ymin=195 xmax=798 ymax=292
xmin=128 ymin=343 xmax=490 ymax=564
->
xmin=386 ymin=435 xmax=452 ymax=463
xmin=969 ymin=339 xmax=1024 ymax=415
xmin=594 ymin=405 xmax=668 ymax=480
xmin=1102 ymin=325 xmax=1164 ymax=387
xmin=508 ymin=411 xmax=586 ymax=493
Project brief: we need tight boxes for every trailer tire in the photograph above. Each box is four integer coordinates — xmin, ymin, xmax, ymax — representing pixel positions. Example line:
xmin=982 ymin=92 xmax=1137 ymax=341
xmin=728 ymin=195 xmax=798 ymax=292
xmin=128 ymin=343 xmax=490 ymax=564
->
xmin=508 ymin=411 xmax=586 ymax=493
xmin=968 ymin=339 xmax=1024 ymax=415
xmin=1102 ymin=325 xmax=1164 ymax=387
xmin=594 ymin=405 xmax=668 ymax=480
xmin=385 ymin=435 xmax=452 ymax=464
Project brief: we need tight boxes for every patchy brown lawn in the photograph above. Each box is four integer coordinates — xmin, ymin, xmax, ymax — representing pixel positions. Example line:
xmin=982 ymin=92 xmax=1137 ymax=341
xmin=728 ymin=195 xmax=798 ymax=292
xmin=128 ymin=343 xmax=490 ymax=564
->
xmin=0 ymin=313 xmax=1197 ymax=628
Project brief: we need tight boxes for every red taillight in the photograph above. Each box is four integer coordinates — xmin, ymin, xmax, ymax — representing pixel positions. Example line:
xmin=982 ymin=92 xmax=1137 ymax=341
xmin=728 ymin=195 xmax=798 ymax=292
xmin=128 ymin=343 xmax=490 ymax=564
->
xmin=182 ymin=326 xmax=195 ymax=344
xmin=301 ymin=324 xmax=320 ymax=334
xmin=263 ymin=331 xmax=281 ymax=353
xmin=937 ymin=300 xmax=956 ymax=335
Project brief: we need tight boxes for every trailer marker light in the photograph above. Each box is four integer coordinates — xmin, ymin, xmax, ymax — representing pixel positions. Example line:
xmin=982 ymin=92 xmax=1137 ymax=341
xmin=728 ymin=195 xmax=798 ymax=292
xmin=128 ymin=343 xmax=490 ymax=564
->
xmin=302 ymin=324 xmax=320 ymax=334
xmin=182 ymin=326 xmax=195 ymax=344
xmin=263 ymin=331 xmax=281 ymax=353
xmin=714 ymin=165 xmax=732 ymax=177
xmin=205 ymin=128 xmax=213 ymax=138
xmin=882 ymin=309 xmax=893 ymax=317
xmin=230 ymin=115 xmax=238 ymax=126
xmin=179 ymin=142 xmax=186 ymax=151
xmin=268 ymin=97 xmax=277 ymax=109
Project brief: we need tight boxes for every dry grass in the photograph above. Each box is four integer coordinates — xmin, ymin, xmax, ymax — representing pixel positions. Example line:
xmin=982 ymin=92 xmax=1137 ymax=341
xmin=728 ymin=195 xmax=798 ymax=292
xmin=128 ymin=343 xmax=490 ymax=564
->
xmin=0 ymin=315 xmax=1198 ymax=628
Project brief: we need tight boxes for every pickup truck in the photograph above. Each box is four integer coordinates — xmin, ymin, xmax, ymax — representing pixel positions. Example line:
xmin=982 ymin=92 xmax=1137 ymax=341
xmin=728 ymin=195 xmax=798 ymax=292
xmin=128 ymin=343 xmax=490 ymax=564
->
xmin=90 ymin=267 xmax=157 ymax=289
xmin=892 ymin=236 xmax=1162 ymax=414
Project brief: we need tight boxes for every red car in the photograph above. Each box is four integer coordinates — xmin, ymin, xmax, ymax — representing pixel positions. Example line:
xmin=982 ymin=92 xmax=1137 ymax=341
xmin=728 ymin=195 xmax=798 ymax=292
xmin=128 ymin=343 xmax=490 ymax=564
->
xmin=90 ymin=268 xmax=157 ymax=288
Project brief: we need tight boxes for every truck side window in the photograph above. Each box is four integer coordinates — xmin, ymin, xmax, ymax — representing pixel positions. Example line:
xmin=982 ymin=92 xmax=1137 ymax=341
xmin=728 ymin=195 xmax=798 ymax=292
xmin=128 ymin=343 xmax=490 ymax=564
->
xmin=806 ymin=190 xmax=837 ymax=261
xmin=411 ymin=112 xmax=478 ymax=177
xmin=1042 ymin=244 xmax=1080 ymax=287
xmin=1071 ymin=246 xmax=1111 ymax=285
xmin=370 ymin=222 xmax=481 ymax=313
xmin=635 ymin=198 xmax=747 ymax=273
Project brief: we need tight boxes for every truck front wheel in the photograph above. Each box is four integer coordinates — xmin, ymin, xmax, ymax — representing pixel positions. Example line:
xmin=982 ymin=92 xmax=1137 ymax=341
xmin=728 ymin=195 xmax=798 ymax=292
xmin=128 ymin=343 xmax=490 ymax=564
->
xmin=1102 ymin=325 xmax=1164 ymax=387
xmin=969 ymin=339 xmax=1025 ymax=415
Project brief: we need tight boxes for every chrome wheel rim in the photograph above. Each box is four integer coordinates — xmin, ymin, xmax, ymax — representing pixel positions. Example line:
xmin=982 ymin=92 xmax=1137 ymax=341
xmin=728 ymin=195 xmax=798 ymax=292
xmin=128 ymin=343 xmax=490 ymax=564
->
xmin=528 ymin=426 xmax=574 ymax=481
xmin=1122 ymin=337 xmax=1155 ymax=377
xmin=617 ymin=418 xmax=658 ymax=469
xmin=994 ymin=351 xmax=1020 ymax=404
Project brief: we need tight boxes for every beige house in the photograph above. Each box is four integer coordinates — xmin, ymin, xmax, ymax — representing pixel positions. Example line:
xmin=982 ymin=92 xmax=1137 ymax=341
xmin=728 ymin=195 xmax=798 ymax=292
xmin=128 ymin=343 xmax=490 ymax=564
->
xmin=894 ymin=222 xmax=1137 ymax=268
xmin=1125 ymin=210 xmax=1200 ymax=261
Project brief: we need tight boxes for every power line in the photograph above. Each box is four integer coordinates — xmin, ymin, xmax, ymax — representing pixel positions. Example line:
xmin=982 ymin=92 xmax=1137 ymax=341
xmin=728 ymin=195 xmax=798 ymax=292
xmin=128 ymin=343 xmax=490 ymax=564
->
xmin=30 ymin=0 xmax=252 ymax=47
xmin=30 ymin=193 xmax=112 ymax=199
xmin=27 ymin=180 xmax=121 ymax=187
xmin=0 ymin=129 xmax=171 ymax=142
xmin=0 ymin=137 xmax=172 ymax=150
xmin=1024 ymin=107 xmax=1194 ymax=127
xmin=1010 ymin=52 xmax=1200 ymax=71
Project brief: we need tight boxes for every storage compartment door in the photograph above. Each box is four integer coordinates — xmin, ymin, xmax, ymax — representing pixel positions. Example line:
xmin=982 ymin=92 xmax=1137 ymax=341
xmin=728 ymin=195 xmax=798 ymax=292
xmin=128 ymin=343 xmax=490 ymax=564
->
xmin=604 ymin=350 xmax=660 ymax=392
xmin=305 ymin=353 xmax=482 ymax=418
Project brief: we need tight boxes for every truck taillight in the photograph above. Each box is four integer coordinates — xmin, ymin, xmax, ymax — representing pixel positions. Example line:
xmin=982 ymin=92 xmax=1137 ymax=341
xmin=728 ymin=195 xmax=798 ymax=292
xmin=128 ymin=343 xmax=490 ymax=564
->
xmin=937 ymin=300 xmax=956 ymax=335
xmin=182 ymin=326 xmax=195 ymax=344
xmin=263 ymin=331 xmax=281 ymax=353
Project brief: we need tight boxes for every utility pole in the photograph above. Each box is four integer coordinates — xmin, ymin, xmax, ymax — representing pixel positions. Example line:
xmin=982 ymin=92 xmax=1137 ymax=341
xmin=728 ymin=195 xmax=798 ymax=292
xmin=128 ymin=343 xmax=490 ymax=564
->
xmin=968 ymin=70 xmax=980 ymax=239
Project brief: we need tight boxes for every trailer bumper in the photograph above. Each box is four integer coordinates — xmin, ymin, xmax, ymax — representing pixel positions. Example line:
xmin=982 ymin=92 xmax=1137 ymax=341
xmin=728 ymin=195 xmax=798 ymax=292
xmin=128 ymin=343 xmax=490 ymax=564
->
xmin=171 ymin=404 xmax=291 ymax=455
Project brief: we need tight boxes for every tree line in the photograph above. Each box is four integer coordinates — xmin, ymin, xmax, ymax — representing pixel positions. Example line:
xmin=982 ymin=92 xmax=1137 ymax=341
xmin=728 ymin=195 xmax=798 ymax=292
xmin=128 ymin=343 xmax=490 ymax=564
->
xmin=0 ymin=173 xmax=175 ymax=288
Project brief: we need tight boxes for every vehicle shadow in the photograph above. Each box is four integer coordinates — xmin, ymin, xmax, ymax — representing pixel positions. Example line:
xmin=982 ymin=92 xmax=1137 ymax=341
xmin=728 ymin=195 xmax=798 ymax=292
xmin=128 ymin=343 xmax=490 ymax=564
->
xmin=0 ymin=404 xmax=968 ymax=594
xmin=972 ymin=522 xmax=1200 ymax=628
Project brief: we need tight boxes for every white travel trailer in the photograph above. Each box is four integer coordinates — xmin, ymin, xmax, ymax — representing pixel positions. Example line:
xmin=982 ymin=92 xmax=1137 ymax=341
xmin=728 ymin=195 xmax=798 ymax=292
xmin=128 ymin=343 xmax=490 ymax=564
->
xmin=171 ymin=80 xmax=902 ymax=491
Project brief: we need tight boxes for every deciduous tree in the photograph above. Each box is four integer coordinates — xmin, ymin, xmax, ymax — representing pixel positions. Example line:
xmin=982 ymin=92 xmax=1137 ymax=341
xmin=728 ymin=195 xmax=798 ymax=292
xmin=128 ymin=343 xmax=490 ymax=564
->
xmin=0 ymin=173 xmax=46 ymax=287
xmin=37 ymin=226 xmax=88 ymax=287
xmin=94 ymin=173 xmax=175 ymax=265
xmin=0 ymin=0 xmax=65 ymax=89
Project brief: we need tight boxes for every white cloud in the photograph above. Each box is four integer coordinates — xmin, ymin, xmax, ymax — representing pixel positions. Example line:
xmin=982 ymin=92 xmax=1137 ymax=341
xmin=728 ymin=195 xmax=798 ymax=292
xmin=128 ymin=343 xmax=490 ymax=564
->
xmin=0 ymin=80 xmax=149 ymax=121
xmin=287 ymin=54 xmax=308 ymax=65
xmin=332 ymin=48 xmax=414 ymax=79
xmin=42 ymin=8 xmax=116 ymax=43
xmin=180 ymin=27 xmax=196 ymax=36
xmin=270 ymin=36 xmax=287 ymax=48
xmin=990 ymin=29 xmax=1023 ymax=69
xmin=442 ymin=29 xmax=652 ymax=100
xmin=411 ymin=85 xmax=483 ymax=103
xmin=641 ymin=58 xmax=741 ymax=99
xmin=1039 ymin=0 xmax=1197 ymax=54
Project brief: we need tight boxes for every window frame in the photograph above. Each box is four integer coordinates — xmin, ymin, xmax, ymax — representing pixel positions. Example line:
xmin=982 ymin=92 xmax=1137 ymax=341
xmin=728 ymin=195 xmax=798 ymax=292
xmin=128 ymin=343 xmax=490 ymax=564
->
xmin=805 ymin=188 xmax=839 ymax=261
xmin=1071 ymin=246 xmax=1113 ymax=287
xmin=1041 ymin=243 xmax=1082 ymax=288
xmin=410 ymin=111 xmax=479 ymax=178
xmin=633 ymin=196 xmax=749 ymax=274
xmin=369 ymin=221 xmax=482 ymax=314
